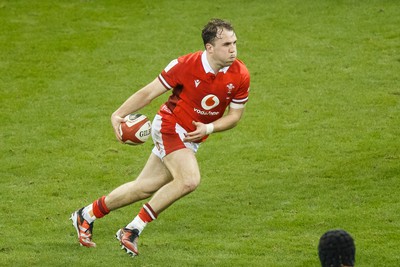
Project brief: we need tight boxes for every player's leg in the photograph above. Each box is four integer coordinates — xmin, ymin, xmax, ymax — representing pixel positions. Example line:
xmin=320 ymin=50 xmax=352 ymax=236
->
xmin=146 ymin=112 xmax=201 ymax=214
xmin=117 ymin=148 xmax=201 ymax=256
xmin=148 ymin=147 xmax=200 ymax=213
xmin=105 ymin=153 xmax=172 ymax=210
xmin=71 ymin=152 xmax=172 ymax=248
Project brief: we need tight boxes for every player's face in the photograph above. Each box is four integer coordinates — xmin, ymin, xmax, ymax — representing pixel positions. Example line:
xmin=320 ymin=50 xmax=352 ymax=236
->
xmin=209 ymin=29 xmax=237 ymax=68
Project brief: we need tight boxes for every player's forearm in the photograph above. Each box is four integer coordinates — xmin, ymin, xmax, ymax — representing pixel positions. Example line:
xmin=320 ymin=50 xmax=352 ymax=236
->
xmin=112 ymin=90 xmax=151 ymax=118
xmin=211 ymin=108 xmax=243 ymax=133
xmin=211 ymin=117 xmax=238 ymax=133
xmin=112 ymin=78 xmax=167 ymax=118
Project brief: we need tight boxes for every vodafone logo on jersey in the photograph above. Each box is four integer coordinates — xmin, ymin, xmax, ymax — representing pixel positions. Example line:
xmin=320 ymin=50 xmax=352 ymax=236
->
xmin=201 ymin=94 xmax=220 ymax=110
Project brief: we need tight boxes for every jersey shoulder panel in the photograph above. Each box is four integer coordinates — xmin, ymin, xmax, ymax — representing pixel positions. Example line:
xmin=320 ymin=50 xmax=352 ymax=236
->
xmin=232 ymin=59 xmax=250 ymax=79
xmin=159 ymin=51 xmax=203 ymax=89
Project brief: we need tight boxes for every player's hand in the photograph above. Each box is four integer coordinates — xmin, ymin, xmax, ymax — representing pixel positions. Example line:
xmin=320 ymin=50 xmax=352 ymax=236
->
xmin=111 ymin=113 xmax=127 ymax=143
xmin=183 ymin=121 xmax=207 ymax=142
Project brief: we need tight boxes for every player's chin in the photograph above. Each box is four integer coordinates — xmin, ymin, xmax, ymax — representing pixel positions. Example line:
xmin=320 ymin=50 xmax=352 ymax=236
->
xmin=225 ymin=60 xmax=234 ymax=66
xmin=226 ymin=58 xmax=236 ymax=65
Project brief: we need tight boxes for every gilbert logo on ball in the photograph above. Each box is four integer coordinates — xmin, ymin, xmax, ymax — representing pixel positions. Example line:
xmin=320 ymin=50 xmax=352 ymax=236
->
xmin=119 ymin=114 xmax=151 ymax=145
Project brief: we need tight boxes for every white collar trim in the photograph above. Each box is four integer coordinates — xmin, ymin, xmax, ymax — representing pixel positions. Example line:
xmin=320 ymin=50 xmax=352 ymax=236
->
xmin=201 ymin=51 xmax=229 ymax=74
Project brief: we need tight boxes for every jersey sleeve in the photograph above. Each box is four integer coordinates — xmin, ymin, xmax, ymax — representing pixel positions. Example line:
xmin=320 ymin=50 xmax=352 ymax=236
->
xmin=158 ymin=58 xmax=181 ymax=90
xmin=230 ymin=70 xmax=250 ymax=109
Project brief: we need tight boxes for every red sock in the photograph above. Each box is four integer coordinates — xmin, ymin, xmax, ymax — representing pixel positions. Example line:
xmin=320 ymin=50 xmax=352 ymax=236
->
xmin=92 ymin=196 xmax=110 ymax=219
xmin=138 ymin=203 xmax=158 ymax=223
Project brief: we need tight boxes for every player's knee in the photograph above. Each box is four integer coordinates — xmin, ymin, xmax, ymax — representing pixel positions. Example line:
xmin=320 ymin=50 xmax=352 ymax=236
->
xmin=180 ymin=176 xmax=200 ymax=194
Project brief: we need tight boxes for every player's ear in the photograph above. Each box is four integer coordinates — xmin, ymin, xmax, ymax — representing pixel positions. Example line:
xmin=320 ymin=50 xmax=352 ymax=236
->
xmin=205 ymin=43 xmax=213 ymax=53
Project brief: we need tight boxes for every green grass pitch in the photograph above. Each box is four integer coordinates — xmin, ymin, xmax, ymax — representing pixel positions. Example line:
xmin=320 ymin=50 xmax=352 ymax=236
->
xmin=1 ymin=0 xmax=399 ymax=266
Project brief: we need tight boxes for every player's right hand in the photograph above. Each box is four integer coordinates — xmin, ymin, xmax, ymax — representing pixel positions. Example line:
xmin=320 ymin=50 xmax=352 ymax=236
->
xmin=111 ymin=113 xmax=127 ymax=143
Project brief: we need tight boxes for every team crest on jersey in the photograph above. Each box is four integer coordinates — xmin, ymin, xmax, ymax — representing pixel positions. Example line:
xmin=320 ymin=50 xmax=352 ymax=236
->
xmin=226 ymin=83 xmax=235 ymax=100
xmin=226 ymin=83 xmax=235 ymax=93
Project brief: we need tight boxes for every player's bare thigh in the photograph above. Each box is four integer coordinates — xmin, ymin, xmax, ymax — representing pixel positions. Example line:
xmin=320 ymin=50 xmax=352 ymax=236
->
xmin=162 ymin=148 xmax=201 ymax=192
xmin=135 ymin=152 xmax=173 ymax=189
xmin=147 ymin=148 xmax=201 ymax=213
xmin=106 ymin=153 xmax=172 ymax=210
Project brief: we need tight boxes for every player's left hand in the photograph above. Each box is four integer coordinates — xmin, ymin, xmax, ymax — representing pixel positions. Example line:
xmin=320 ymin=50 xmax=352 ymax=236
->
xmin=183 ymin=121 xmax=207 ymax=142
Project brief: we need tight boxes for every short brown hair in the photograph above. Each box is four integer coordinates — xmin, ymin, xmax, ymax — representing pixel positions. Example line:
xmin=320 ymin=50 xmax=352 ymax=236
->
xmin=201 ymin=18 xmax=234 ymax=46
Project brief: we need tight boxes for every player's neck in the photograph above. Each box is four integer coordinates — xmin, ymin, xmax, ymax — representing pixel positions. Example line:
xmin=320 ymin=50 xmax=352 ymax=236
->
xmin=206 ymin=53 xmax=223 ymax=74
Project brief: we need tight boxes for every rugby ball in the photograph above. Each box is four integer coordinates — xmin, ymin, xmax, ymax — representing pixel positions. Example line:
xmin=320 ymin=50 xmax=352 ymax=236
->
xmin=119 ymin=114 xmax=151 ymax=145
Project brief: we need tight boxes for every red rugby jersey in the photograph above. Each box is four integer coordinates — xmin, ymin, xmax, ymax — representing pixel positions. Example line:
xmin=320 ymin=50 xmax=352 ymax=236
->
xmin=158 ymin=51 xmax=250 ymax=132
